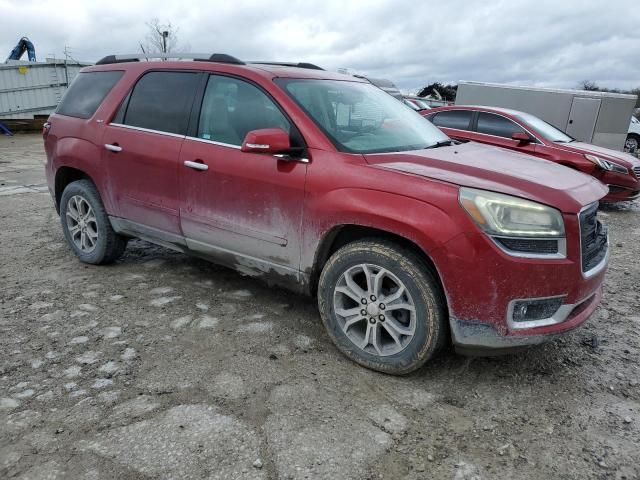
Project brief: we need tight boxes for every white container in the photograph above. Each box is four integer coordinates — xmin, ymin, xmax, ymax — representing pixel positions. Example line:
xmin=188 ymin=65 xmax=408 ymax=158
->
xmin=0 ymin=59 xmax=92 ymax=119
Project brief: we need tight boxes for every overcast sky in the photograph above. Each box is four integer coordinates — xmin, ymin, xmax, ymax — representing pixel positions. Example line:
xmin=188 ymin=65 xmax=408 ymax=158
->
xmin=2 ymin=0 xmax=639 ymax=92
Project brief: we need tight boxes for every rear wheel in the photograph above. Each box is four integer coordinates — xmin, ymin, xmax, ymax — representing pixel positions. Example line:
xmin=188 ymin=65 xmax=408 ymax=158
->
xmin=59 ymin=179 xmax=127 ymax=264
xmin=625 ymin=134 xmax=639 ymax=152
xmin=318 ymin=239 xmax=447 ymax=375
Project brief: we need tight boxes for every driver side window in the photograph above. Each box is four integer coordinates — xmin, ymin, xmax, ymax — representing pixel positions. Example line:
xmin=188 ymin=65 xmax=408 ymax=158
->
xmin=197 ymin=75 xmax=291 ymax=146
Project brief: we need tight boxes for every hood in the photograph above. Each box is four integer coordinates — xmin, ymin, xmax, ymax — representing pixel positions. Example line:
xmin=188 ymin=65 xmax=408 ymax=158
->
xmin=554 ymin=141 xmax=640 ymax=169
xmin=365 ymin=142 xmax=608 ymax=214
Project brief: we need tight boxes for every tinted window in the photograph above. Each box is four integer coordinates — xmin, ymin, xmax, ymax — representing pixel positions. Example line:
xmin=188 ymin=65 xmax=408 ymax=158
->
xmin=198 ymin=75 xmax=290 ymax=146
xmin=56 ymin=71 xmax=123 ymax=119
xmin=477 ymin=112 xmax=526 ymax=138
xmin=123 ymin=71 xmax=199 ymax=135
xmin=431 ymin=110 xmax=472 ymax=130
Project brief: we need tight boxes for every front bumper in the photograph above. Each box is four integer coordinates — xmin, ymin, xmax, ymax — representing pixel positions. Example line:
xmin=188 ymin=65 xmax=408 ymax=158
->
xmin=450 ymin=286 xmax=603 ymax=354
xmin=598 ymin=171 xmax=640 ymax=202
xmin=434 ymin=210 xmax=608 ymax=352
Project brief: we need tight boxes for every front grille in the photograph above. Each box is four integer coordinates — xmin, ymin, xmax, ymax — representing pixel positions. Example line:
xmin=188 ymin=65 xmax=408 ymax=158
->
xmin=633 ymin=166 xmax=640 ymax=178
xmin=579 ymin=202 xmax=608 ymax=273
xmin=496 ymin=237 xmax=559 ymax=254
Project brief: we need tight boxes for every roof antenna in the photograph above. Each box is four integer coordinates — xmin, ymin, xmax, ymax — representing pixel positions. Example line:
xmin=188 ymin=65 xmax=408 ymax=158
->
xmin=139 ymin=43 xmax=148 ymax=61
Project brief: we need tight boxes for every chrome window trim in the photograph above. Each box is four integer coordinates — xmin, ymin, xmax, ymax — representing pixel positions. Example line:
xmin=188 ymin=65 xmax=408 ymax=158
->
xmin=109 ymin=123 xmax=186 ymax=139
xmin=490 ymin=235 xmax=567 ymax=259
xmin=185 ymin=136 xmax=242 ymax=150
xmin=579 ymin=201 xmax=609 ymax=278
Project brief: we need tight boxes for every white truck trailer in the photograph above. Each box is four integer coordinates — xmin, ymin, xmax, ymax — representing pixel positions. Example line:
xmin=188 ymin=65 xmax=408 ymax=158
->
xmin=455 ymin=81 xmax=637 ymax=151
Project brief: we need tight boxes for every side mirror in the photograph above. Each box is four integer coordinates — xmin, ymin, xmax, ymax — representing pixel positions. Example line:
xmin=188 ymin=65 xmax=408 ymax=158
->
xmin=512 ymin=132 xmax=532 ymax=143
xmin=241 ymin=128 xmax=290 ymax=154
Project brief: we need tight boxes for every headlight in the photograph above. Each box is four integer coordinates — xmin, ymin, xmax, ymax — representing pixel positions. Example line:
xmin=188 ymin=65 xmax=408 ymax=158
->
xmin=585 ymin=154 xmax=628 ymax=174
xmin=459 ymin=188 xmax=565 ymax=238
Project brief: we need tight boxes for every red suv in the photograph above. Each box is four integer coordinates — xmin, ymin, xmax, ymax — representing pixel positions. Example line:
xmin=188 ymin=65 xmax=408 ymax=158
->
xmin=424 ymin=105 xmax=640 ymax=202
xmin=44 ymin=54 xmax=609 ymax=374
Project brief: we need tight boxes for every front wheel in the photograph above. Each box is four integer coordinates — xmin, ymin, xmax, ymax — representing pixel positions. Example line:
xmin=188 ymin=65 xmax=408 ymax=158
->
xmin=318 ymin=239 xmax=447 ymax=375
xmin=59 ymin=179 xmax=127 ymax=264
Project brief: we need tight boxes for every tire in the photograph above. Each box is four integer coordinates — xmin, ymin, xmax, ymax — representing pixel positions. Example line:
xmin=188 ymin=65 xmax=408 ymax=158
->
xmin=59 ymin=179 xmax=127 ymax=264
xmin=318 ymin=239 xmax=447 ymax=375
xmin=625 ymin=134 xmax=639 ymax=152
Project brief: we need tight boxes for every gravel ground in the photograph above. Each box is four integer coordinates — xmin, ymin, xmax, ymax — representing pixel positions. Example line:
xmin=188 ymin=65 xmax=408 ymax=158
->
xmin=1 ymin=133 xmax=639 ymax=480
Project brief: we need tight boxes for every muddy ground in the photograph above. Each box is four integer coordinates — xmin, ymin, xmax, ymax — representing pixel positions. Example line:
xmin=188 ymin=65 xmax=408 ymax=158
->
xmin=0 ymin=133 xmax=639 ymax=480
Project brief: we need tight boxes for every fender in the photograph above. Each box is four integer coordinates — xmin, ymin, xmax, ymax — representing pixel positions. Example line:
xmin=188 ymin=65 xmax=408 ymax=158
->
xmin=52 ymin=136 xmax=114 ymax=214
xmin=301 ymin=186 xmax=466 ymax=277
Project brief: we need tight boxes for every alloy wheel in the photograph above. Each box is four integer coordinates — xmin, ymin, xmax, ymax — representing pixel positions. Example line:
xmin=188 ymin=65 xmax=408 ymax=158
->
xmin=65 ymin=195 xmax=98 ymax=253
xmin=333 ymin=263 xmax=416 ymax=356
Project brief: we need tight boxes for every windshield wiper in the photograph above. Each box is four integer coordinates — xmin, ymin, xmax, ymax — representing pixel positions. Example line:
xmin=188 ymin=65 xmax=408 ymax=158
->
xmin=425 ymin=139 xmax=456 ymax=149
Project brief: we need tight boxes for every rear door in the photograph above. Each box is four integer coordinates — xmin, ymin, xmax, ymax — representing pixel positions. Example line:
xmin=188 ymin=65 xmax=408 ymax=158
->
xmin=178 ymin=74 xmax=307 ymax=277
xmin=428 ymin=110 xmax=473 ymax=140
xmin=102 ymin=70 xmax=201 ymax=234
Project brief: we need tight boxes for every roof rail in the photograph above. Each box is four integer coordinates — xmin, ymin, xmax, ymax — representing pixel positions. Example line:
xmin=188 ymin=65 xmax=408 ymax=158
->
xmin=95 ymin=53 xmax=245 ymax=66
xmin=249 ymin=61 xmax=324 ymax=71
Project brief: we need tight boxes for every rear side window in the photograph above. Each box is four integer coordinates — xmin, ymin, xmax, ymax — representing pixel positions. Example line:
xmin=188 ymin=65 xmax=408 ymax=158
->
xmin=476 ymin=112 xmax=526 ymax=138
xmin=431 ymin=110 xmax=472 ymax=130
xmin=56 ymin=71 xmax=123 ymax=119
xmin=122 ymin=71 xmax=200 ymax=135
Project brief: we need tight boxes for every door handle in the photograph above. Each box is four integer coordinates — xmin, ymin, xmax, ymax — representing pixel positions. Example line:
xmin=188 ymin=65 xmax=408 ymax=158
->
xmin=184 ymin=160 xmax=208 ymax=171
xmin=104 ymin=143 xmax=122 ymax=152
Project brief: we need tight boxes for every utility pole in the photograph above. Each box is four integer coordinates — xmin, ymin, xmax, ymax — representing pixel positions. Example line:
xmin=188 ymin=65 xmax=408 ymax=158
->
xmin=161 ymin=30 xmax=169 ymax=54
xmin=63 ymin=45 xmax=70 ymax=86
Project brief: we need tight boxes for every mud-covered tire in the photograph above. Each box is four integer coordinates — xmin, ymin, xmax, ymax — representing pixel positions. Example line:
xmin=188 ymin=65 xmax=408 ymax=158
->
xmin=318 ymin=239 xmax=447 ymax=375
xmin=59 ymin=179 xmax=127 ymax=264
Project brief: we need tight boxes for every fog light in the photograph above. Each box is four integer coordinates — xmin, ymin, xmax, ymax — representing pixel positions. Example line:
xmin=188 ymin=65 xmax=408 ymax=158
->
xmin=511 ymin=297 xmax=564 ymax=322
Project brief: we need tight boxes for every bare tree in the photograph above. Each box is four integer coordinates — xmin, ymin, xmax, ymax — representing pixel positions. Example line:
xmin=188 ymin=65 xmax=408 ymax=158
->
xmin=140 ymin=18 xmax=180 ymax=55
xmin=578 ymin=80 xmax=600 ymax=91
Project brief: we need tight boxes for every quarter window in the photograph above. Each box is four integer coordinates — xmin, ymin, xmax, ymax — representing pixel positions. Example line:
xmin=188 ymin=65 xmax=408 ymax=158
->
xmin=197 ymin=75 xmax=291 ymax=146
xmin=123 ymin=71 xmax=200 ymax=135
xmin=476 ymin=113 xmax=526 ymax=139
xmin=56 ymin=71 xmax=123 ymax=119
xmin=431 ymin=110 xmax=472 ymax=130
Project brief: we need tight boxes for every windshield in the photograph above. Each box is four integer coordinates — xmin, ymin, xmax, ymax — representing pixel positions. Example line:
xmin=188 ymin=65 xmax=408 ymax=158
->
xmin=276 ymin=79 xmax=450 ymax=154
xmin=516 ymin=112 xmax=574 ymax=143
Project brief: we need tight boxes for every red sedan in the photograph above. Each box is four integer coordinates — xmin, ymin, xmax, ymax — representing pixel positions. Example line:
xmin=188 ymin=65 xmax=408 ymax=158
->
xmin=424 ymin=105 xmax=640 ymax=202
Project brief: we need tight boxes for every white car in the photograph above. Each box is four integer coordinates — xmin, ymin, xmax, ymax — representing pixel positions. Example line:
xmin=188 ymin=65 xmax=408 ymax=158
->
xmin=627 ymin=116 xmax=640 ymax=152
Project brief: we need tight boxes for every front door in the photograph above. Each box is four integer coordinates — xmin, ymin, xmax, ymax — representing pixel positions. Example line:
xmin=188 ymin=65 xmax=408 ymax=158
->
xmin=179 ymin=74 xmax=307 ymax=278
xmin=104 ymin=70 xmax=201 ymax=234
